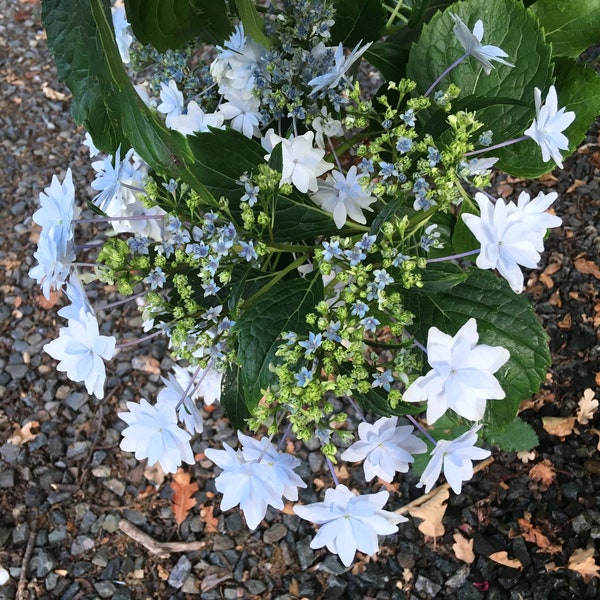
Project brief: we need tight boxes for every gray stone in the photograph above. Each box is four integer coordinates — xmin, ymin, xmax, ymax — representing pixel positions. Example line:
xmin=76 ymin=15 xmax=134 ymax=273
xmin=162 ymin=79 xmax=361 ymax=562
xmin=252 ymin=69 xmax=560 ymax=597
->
xmin=308 ymin=451 xmax=324 ymax=472
xmin=32 ymin=549 xmax=57 ymax=577
xmin=5 ymin=364 xmax=28 ymax=380
xmin=102 ymin=513 xmax=121 ymax=533
xmin=323 ymin=575 xmax=347 ymax=599
xmin=12 ymin=523 xmax=29 ymax=546
xmin=48 ymin=526 xmax=68 ymax=545
xmin=446 ymin=565 xmax=470 ymax=589
xmin=45 ymin=571 xmax=60 ymax=592
xmin=66 ymin=441 xmax=90 ymax=459
xmin=71 ymin=535 xmax=95 ymax=556
xmin=264 ymin=523 xmax=287 ymax=545
xmin=181 ymin=575 xmax=201 ymax=594
xmin=123 ymin=510 xmax=146 ymax=525
xmin=246 ymin=579 xmax=267 ymax=595
xmin=296 ymin=536 xmax=315 ymax=570
xmin=94 ymin=581 xmax=117 ymax=598
xmin=0 ymin=469 xmax=15 ymax=488
xmin=102 ymin=478 xmax=126 ymax=497
xmin=65 ymin=392 xmax=88 ymax=411
xmin=223 ymin=588 xmax=239 ymax=600
xmin=168 ymin=555 xmax=192 ymax=589
xmin=92 ymin=546 xmax=110 ymax=568
xmin=414 ymin=574 xmax=442 ymax=598
xmin=212 ymin=534 xmax=235 ymax=551
xmin=0 ymin=443 xmax=21 ymax=464
xmin=571 ymin=513 xmax=591 ymax=534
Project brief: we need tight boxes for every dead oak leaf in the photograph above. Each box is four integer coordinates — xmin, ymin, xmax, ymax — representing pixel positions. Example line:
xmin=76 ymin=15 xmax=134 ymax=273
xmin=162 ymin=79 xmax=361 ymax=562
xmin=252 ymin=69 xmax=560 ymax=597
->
xmin=8 ymin=420 xmax=39 ymax=445
xmin=591 ymin=428 xmax=600 ymax=452
xmin=199 ymin=504 xmax=219 ymax=533
xmin=517 ymin=517 xmax=561 ymax=554
xmin=408 ymin=489 xmax=449 ymax=539
xmin=528 ymin=459 xmax=556 ymax=487
xmin=577 ymin=389 xmax=598 ymax=425
xmin=568 ymin=548 xmax=600 ymax=583
xmin=542 ymin=416 xmax=576 ymax=437
xmin=170 ymin=468 xmax=199 ymax=526
xmin=574 ymin=257 xmax=600 ymax=280
xmin=489 ymin=551 xmax=523 ymax=570
xmin=452 ymin=532 xmax=475 ymax=564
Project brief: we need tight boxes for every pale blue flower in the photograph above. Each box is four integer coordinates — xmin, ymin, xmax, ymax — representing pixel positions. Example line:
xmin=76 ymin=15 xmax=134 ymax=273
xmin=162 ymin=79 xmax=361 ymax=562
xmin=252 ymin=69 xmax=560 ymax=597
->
xmin=341 ymin=417 xmax=427 ymax=482
xmin=294 ymin=485 xmax=406 ymax=566
xmin=451 ymin=14 xmax=514 ymax=75
xmin=418 ymin=424 xmax=491 ymax=494
xmin=119 ymin=398 xmax=194 ymax=473
xmin=524 ymin=86 xmax=575 ymax=168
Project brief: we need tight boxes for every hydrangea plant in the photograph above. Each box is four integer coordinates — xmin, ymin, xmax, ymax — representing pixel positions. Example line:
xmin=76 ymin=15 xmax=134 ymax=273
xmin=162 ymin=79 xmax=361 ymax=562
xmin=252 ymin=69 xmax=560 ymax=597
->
xmin=33 ymin=0 xmax=600 ymax=566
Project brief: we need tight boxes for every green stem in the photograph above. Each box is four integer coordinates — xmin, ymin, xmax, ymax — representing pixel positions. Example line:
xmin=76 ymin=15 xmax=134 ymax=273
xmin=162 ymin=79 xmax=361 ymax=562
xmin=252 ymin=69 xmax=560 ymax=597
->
xmin=385 ymin=0 xmax=406 ymax=28
xmin=241 ymin=253 xmax=310 ymax=309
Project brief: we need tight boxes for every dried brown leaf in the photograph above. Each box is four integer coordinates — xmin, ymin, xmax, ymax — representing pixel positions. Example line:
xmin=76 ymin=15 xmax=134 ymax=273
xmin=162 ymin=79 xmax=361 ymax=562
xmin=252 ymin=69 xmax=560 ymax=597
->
xmin=574 ymin=257 xmax=600 ymax=280
xmin=489 ymin=551 xmax=523 ymax=570
xmin=452 ymin=532 xmax=475 ymax=564
xmin=170 ymin=469 xmax=199 ymax=526
xmin=577 ymin=389 xmax=598 ymax=425
xmin=591 ymin=428 xmax=600 ymax=452
xmin=529 ymin=459 xmax=556 ymax=487
xmin=199 ymin=505 xmax=219 ymax=533
xmin=408 ymin=489 xmax=449 ymax=539
xmin=8 ymin=420 xmax=39 ymax=445
xmin=518 ymin=517 xmax=561 ymax=554
xmin=568 ymin=548 xmax=600 ymax=583
xmin=542 ymin=416 xmax=576 ymax=437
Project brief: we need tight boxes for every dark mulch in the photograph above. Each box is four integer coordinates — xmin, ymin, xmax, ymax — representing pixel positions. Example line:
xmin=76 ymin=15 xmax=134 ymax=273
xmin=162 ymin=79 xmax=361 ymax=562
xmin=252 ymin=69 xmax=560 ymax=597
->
xmin=1 ymin=4 xmax=599 ymax=599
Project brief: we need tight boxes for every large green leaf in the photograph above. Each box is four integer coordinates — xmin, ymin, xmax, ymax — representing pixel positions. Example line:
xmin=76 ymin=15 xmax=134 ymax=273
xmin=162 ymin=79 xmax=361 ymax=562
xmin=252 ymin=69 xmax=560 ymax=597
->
xmin=529 ymin=0 xmax=600 ymax=58
xmin=496 ymin=59 xmax=600 ymax=176
xmin=42 ymin=0 xmax=127 ymax=152
xmin=124 ymin=0 xmax=232 ymax=50
xmin=407 ymin=0 xmax=553 ymax=143
xmin=220 ymin=363 xmax=252 ymax=431
xmin=236 ymin=276 xmax=323 ymax=411
xmin=330 ymin=0 xmax=387 ymax=45
xmin=234 ymin=0 xmax=271 ymax=48
xmin=484 ymin=416 xmax=539 ymax=452
xmin=403 ymin=268 xmax=551 ymax=427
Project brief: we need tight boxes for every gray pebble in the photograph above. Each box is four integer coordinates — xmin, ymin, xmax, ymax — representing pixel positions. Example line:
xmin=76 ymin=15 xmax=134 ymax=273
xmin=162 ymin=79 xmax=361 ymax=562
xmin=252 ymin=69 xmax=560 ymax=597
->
xmin=32 ymin=548 xmax=57 ymax=577
xmin=246 ymin=579 xmax=267 ymax=595
xmin=168 ymin=555 xmax=192 ymax=589
xmin=71 ymin=534 xmax=95 ymax=556
xmin=212 ymin=534 xmax=235 ymax=551
xmin=414 ymin=574 xmax=442 ymax=598
xmin=0 ymin=469 xmax=15 ymax=488
xmin=101 ymin=513 xmax=121 ymax=533
xmin=65 ymin=392 xmax=88 ymax=411
xmin=102 ymin=478 xmax=126 ymax=496
xmin=48 ymin=526 xmax=68 ymax=545
xmin=264 ymin=522 xmax=287 ymax=544
xmin=94 ymin=581 xmax=117 ymax=598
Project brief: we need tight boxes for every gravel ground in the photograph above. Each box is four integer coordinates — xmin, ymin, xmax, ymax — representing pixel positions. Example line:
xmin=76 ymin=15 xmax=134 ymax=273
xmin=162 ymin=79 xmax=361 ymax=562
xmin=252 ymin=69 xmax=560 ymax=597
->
xmin=1 ymin=2 xmax=600 ymax=599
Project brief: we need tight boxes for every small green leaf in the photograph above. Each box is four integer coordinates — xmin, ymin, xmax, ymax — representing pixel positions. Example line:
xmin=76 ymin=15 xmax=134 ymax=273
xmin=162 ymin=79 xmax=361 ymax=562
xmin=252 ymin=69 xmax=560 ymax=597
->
xmin=485 ymin=417 xmax=539 ymax=452
xmin=124 ymin=0 xmax=232 ymax=50
xmin=408 ymin=263 xmax=469 ymax=295
xmin=234 ymin=0 xmax=271 ymax=48
xmin=236 ymin=275 xmax=324 ymax=410
xmin=529 ymin=0 xmax=600 ymax=58
xmin=331 ymin=0 xmax=387 ymax=46
xmin=403 ymin=268 xmax=551 ymax=427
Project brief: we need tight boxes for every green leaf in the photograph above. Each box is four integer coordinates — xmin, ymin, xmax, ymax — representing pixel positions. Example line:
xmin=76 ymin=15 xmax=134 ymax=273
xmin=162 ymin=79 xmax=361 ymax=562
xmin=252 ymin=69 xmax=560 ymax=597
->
xmin=234 ymin=0 xmax=271 ymax=48
xmin=403 ymin=268 xmax=551 ymax=427
xmin=496 ymin=59 xmax=600 ymax=176
xmin=366 ymin=34 xmax=411 ymax=82
xmin=124 ymin=0 xmax=232 ymax=50
xmin=408 ymin=263 xmax=469 ymax=294
xmin=529 ymin=0 xmax=600 ymax=58
xmin=220 ymin=363 xmax=252 ymax=431
xmin=408 ymin=0 xmax=553 ymax=143
xmin=236 ymin=276 xmax=324 ymax=410
xmin=331 ymin=0 xmax=387 ymax=45
xmin=485 ymin=417 xmax=539 ymax=452
xmin=42 ymin=0 xmax=127 ymax=152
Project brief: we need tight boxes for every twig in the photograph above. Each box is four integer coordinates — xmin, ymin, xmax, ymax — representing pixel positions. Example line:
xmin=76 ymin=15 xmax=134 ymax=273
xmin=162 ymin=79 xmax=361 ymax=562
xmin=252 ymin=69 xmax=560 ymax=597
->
xmin=118 ymin=519 xmax=207 ymax=558
xmin=16 ymin=521 xmax=38 ymax=600
xmin=396 ymin=457 xmax=495 ymax=515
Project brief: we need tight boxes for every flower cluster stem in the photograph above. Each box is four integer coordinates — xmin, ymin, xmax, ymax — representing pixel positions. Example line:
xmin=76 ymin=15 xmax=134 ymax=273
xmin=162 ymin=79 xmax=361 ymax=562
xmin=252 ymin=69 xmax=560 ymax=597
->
xmin=424 ymin=52 xmax=468 ymax=96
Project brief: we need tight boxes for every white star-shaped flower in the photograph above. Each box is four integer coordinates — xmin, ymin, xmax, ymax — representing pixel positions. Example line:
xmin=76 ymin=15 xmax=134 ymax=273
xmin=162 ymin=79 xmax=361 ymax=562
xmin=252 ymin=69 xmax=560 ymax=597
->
xmin=157 ymin=372 xmax=204 ymax=434
xmin=294 ymin=485 xmax=406 ymax=566
xmin=263 ymin=130 xmax=332 ymax=194
xmin=169 ymin=101 xmax=225 ymax=136
xmin=418 ymin=424 xmax=491 ymax=494
xmin=310 ymin=166 xmax=377 ymax=228
xmin=217 ymin=96 xmax=261 ymax=138
xmin=524 ymin=86 xmax=575 ymax=168
xmin=450 ymin=14 xmax=513 ymax=75
xmin=157 ymin=80 xmax=184 ymax=128
xmin=462 ymin=191 xmax=561 ymax=292
xmin=44 ymin=309 xmax=116 ymax=399
xmin=29 ymin=227 xmax=74 ymax=300
xmin=309 ymin=41 xmax=372 ymax=95
xmin=340 ymin=417 xmax=427 ymax=482
xmin=119 ymin=398 xmax=194 ymax=473
xmin=403 ymin=318 xmax=510 ymax=423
